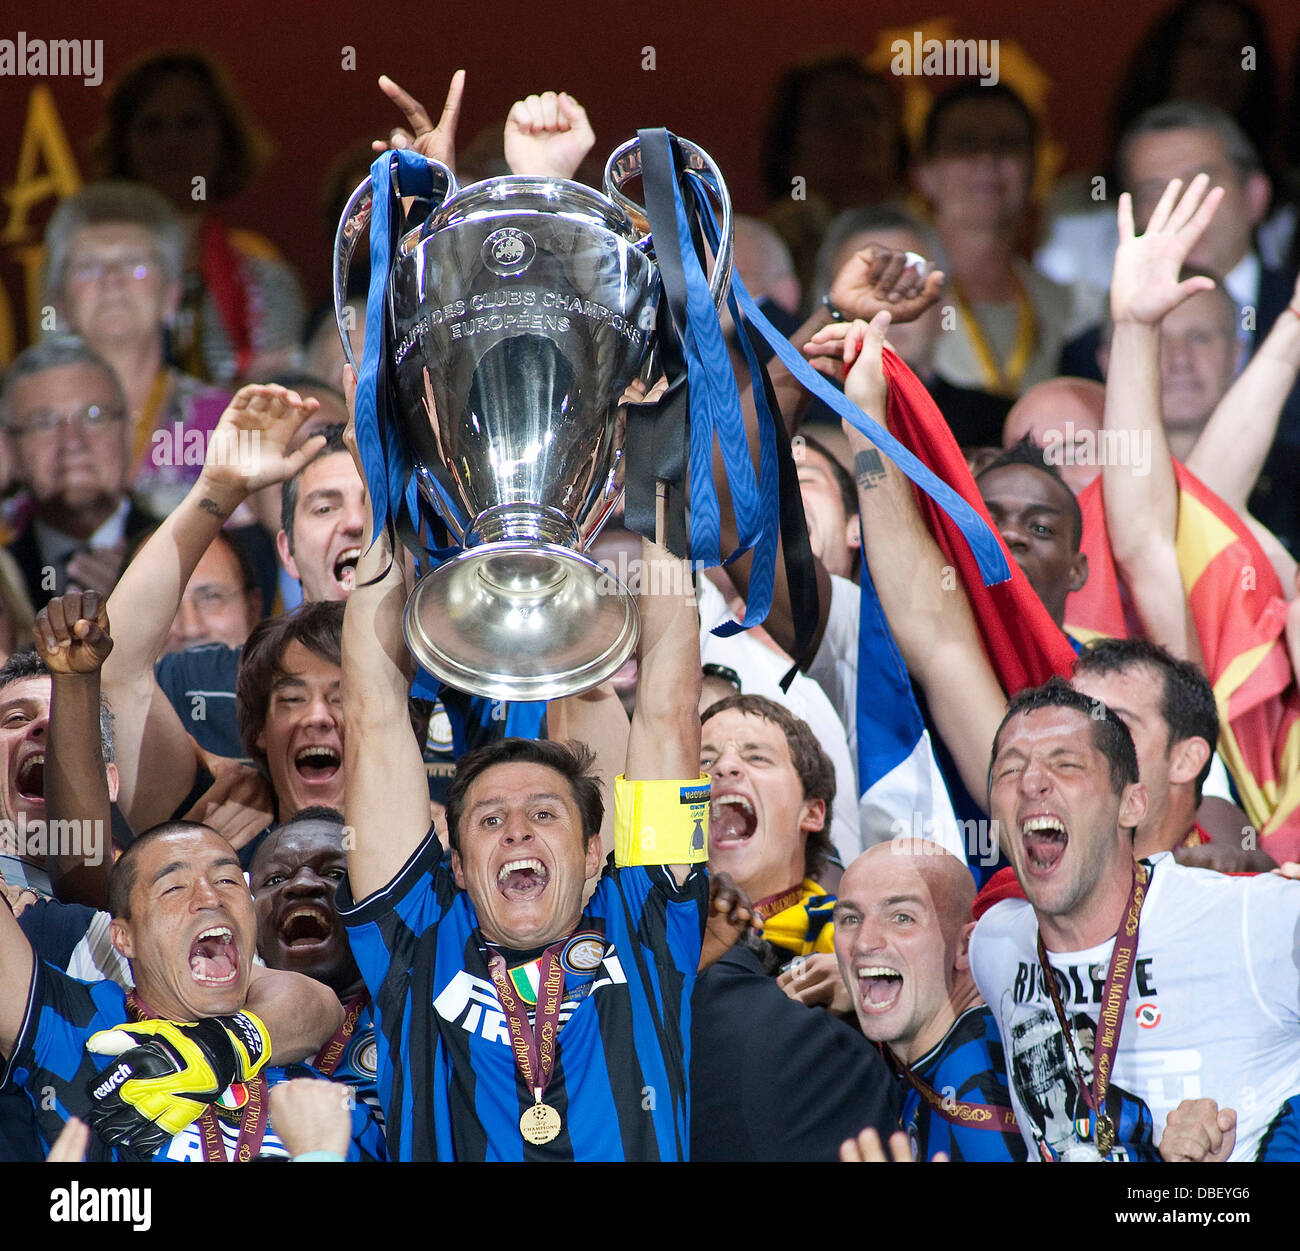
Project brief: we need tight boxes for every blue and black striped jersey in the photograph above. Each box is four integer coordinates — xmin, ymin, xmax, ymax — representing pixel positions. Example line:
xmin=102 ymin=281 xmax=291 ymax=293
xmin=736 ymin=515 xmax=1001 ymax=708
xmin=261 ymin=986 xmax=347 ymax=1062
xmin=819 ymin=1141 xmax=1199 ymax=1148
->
xmin=904 ymin=1005 xmax=1027 ymax=1162
xmin=1257 ymin=1095 xmax=1300 ymax=1160
xmin=338 ymin=835 xmax=708 ymax=1160
xmin=2 ymin=959 xmax=385 ymax=1161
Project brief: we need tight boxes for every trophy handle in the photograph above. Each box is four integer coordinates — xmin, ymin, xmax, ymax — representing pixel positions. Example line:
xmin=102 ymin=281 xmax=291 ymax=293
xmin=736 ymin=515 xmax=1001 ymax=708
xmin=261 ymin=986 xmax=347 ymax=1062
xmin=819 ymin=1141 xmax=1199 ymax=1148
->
xmin=603 ymin=136 xmax=733 ymax=311
xmin=332 ymin=160 xmax=458 ymax=373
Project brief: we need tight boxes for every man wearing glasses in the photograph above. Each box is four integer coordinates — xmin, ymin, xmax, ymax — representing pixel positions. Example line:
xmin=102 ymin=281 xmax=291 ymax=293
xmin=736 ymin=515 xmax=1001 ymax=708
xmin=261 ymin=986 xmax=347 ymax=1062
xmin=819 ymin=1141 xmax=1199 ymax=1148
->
xmin=1 ymin=336 xmax=156 ymax=608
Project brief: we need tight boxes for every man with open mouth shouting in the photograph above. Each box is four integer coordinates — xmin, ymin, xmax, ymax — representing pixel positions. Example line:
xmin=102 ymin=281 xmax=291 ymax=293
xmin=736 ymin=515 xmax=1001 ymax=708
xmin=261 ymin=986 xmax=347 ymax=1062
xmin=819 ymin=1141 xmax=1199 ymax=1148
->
xmin=833 ymin=840 xmax=1025 ymax=1161
xmin=974 ymin=679 xmax=1300 ymax=1161
xmin=0 ymin=816 xmax=386 ymax=1160
xmin=699 ymin=694 xmax=847 ymax=1010
xmin=250 ymin=806 xmax=382 ymax=1125
xmin=336 ymin=366 xmax=711 ymax=1159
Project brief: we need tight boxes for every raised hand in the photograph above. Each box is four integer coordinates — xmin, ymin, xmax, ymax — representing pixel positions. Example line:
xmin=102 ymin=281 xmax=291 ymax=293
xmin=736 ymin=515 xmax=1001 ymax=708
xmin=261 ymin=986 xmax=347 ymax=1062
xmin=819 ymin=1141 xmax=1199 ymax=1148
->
xmin=199 ymin=384 xmax=324 ymax=500
xmin=34 ymin=590 xmax=113 ymax=676
xmin=829 ymin=245 xmax=944 ymax=326
xmin=184 ymin=763 xmax=275 ymax=852
xmin=1111 ymin=174 xmax=1225 ymax=326
xmin=372 ymin=70 xmax=465 ymax=174
xmin=504 ymin=91 xmax=595 ymax=179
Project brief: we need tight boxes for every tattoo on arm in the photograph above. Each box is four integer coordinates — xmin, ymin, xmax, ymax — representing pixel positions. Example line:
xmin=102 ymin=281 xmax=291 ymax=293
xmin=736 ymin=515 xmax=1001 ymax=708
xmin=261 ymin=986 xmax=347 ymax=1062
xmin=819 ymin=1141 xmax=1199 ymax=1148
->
xmin=199 ymin=498 xmax=230 ymax=520
xmin=854 ymin=448 xmax=886 ymax=490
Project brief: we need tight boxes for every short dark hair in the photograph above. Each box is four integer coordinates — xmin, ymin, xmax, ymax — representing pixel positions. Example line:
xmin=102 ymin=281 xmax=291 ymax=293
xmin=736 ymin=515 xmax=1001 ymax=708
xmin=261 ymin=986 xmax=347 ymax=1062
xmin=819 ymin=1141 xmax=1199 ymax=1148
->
xmin=280 ymin=424 xmax=347 ymax=552
xmin=922 ymin=80 xmax=1038 ymax=160
xmin=701 ymin=694 xmax=836 ymax=879
xmin=977 ymin=436 xmax=1084 ymax=552
xmin=0 ymin=649 xmax=115 ymax=762
xmin=236 ymin=602 xmax=343 ymax=766
xmin=108 ymin=820 xmax=222 ymax=919
xmin=797 ymin=432 xmax=858 ymax=518
xmin=1073 ymin=638 xmax=1218 ymax=801
xmin=444 ymin=738 xmax=604 ymax=856
xmin=250 ymin=806 xmax=347 ymax=876
xmin=990 ymin=676 xmax=1140 ymax=797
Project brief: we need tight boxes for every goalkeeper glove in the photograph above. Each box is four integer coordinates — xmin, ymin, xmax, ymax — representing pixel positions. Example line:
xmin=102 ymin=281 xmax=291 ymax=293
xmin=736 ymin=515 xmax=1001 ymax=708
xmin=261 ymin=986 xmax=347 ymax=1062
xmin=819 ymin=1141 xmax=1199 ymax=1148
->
xmin=84 ymin=1012 xmax=270 ymax=1155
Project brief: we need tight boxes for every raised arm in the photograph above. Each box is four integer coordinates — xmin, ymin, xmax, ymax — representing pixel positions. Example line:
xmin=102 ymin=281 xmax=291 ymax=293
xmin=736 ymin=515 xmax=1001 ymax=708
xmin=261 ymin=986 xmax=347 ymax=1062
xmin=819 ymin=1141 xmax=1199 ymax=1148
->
xmin=33 ymin=590 xmax=115 ymax=909
xmin=102 ymin=386 xmax=322 ymax=830
xmin=616 ymin=532 xmax=703 ymax=883
xmin=828 ymin=314 xmax=1006 ymax=807
xmin=1187 ymin=273 xmax=1300 ymax=511
xmin=503 ymin=91 xmax=595 ymax=179
xmin=0 ymin=890 xmax=34 ymax=1061
xmin=1102 ymin=176 xmax=1223 ymax=661
xmin=244 ymin=964 xmax=345 ymax=1065
xmin=722 ymin=247 xmax=945 ymax=658
xmin=547 ymin=680 xmax=628 ymax=864
xmin=339 ymin=372 xmax=430 ymax=902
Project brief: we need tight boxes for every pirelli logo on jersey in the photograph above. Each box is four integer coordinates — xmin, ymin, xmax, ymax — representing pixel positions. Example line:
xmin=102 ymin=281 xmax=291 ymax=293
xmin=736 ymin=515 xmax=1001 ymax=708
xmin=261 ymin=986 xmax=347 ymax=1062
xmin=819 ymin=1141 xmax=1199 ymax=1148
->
xmin=434 ymin=951 xmax=628 ymax=1044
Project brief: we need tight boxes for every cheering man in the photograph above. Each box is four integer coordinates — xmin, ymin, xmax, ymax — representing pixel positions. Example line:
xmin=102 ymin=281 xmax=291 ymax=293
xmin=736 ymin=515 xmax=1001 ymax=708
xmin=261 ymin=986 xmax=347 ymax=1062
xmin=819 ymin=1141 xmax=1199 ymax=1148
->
xmin=974 ymin=679 xmax=1300 ymax=1160
xmin=834 ymin=840 xmax=1025 ymax=1161
xmin=337 ymin=373 xmax=710 ymax=1159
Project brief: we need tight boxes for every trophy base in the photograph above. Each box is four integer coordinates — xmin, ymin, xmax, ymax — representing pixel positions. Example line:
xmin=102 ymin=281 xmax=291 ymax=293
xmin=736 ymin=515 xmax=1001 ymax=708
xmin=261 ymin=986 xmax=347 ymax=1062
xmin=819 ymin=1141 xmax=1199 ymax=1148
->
xmin=404 ymin=540 xmax=640 ymax=702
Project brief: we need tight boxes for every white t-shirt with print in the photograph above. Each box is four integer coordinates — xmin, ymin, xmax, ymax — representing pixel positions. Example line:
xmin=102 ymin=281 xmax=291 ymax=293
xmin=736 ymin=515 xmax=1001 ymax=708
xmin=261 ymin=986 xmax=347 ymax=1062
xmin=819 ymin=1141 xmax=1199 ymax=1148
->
xmin=971 ymin=854 xmax=1300 ymax=1161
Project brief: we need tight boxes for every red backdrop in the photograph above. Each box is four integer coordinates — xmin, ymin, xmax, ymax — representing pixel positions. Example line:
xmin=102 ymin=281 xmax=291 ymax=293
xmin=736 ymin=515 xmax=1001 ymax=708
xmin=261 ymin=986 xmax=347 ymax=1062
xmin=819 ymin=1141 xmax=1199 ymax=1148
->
xmin=1 ymin=0 xmax=1298 ymax=357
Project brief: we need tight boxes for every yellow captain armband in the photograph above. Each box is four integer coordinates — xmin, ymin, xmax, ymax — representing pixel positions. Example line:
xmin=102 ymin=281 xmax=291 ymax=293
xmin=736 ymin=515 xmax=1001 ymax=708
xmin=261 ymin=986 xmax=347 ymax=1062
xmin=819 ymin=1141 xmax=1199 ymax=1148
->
xmin=613 ymin=775 xmax=711 ymax=866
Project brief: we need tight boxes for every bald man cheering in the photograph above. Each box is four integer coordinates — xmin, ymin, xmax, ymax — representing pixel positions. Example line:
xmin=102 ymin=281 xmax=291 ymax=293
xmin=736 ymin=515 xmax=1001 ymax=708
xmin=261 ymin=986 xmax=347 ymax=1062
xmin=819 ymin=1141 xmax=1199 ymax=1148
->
xmin=833 ymin=841 xmax=1026 ymax=1161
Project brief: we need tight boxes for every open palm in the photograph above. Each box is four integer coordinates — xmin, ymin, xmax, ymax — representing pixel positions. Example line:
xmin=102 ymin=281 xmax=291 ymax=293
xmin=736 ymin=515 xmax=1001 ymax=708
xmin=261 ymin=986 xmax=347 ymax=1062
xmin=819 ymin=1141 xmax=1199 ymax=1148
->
xmin=204 ymin=384 xmax=324 ymax=494
xmin=1111 ymin=173 xmax=1225 ymax=325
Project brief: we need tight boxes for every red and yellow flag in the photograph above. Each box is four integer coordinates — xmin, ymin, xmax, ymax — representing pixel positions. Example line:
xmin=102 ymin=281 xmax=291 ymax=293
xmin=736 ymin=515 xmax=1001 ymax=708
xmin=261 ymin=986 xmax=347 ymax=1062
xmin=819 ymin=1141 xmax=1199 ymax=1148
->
xmin=1066 ymin=466 xmax=1300 ymax=860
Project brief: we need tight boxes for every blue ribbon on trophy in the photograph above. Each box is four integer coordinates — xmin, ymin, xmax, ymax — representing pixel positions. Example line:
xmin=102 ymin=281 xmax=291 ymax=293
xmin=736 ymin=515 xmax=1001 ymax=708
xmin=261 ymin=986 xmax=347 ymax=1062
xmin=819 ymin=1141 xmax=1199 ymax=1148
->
xmin=334 ymin=131 xmax=1006 ymax=718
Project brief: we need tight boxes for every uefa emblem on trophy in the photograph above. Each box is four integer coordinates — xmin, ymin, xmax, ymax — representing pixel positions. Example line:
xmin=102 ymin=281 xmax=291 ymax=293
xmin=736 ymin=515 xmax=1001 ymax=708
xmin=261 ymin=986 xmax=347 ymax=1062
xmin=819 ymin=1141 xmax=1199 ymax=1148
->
xmin=334 ymin=136 xmax=732 ymax=701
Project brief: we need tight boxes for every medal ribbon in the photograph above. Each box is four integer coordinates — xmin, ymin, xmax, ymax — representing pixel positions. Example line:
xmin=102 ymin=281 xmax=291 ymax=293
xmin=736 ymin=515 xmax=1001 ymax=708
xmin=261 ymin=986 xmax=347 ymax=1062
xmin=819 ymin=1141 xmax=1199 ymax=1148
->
xmin=313 ymin=992 xmax=368 ymax=1078
xmin=751 ymin=881 xmax=805 ymax=922
xmin=488 ymin=943 xmax=566 ymax=1108
xmin=888 ymin=1047 xmax=1019 ymax=1132
xmin=124 ymin=992 xmax=269 ymax=1163
xmin=950 ymin=273 xmax=1037 ymax=397
xmin=1035 ymin=860 xmax=1149 ymax=1153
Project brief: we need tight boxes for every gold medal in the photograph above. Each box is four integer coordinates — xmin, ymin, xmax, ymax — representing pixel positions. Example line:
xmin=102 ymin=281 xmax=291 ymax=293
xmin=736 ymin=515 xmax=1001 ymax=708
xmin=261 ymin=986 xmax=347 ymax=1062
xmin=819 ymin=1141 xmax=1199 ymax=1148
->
xmin=520 ymin=1100 xmax=562 ymax=1146
xmin=1094 ymin=1113 xmax=1116 ymax=1156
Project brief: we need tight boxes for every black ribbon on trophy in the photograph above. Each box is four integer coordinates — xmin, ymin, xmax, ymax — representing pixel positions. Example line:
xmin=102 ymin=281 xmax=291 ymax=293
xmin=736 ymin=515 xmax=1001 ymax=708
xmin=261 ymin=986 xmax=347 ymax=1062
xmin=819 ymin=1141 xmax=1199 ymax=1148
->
xmin=337 ymin=131 xmax=1004 ymax=708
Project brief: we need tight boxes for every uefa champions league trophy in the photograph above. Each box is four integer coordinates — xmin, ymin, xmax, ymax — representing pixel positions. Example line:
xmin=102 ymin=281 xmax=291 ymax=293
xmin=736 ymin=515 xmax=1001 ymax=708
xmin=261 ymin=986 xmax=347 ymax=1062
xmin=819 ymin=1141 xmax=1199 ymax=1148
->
xmin=334 ymin=136 xmax=732 ymax=700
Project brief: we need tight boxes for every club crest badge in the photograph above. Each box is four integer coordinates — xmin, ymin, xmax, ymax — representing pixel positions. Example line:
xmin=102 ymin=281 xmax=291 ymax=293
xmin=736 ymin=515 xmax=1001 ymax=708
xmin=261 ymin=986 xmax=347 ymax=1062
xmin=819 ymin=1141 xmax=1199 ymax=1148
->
xmin=561 ymin=932 xmax=606 ymax=974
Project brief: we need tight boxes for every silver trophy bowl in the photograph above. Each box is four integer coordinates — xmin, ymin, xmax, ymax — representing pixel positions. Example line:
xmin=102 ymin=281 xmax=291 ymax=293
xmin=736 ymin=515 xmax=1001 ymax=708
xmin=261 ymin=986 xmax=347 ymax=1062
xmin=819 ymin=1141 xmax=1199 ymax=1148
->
xmin=335 ymin=139 xmax=731 ymax=700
